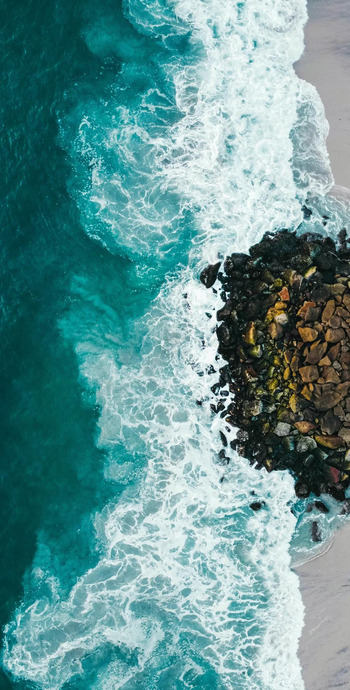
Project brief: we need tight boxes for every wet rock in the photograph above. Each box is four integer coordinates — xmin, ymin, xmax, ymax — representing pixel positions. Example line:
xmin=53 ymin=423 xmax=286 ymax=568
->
xmin=314 ymin=500 xmax=329 ymax=514
xmin=210 ymin=229 xmax=350 ymax=501
xmin=250 ymin=501 xmax=266 ymax=511
xmin=311 ymin=521 xmax=322 ymax=542
xmin=295 ymin=481 xmax=310 ymax=498
xmin=200 ymin=262 xmax=221 ymax=288
xmin=340 ymin=498 xmax=350 ymax=515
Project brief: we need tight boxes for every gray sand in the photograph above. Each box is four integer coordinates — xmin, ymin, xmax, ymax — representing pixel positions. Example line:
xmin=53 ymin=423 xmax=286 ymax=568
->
xmin=295 ymin=2 xmax=350 ymax=688
xmin=297 ymin=523 xmax=350 ymax=689
xmin=295 ymin=0 xmax=350 ymax=189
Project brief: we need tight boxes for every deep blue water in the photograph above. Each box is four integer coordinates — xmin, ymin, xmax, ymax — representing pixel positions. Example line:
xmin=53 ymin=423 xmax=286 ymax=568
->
xmin=1 ymin=0 xmax=350 ymax=688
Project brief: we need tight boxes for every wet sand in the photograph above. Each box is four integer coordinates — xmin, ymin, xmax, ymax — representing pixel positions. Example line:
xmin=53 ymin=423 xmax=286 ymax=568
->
xmin=295 ymin=1 xmax=350 ymax=686
xmin=295 ymin=0 xmax=350 ymax=189
xmin=297 ymin=522 xmax=350 ymax=690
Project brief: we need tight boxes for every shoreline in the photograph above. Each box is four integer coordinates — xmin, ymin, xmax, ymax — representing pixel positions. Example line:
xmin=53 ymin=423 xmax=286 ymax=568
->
xmin=295 ymin=1 xmax=350 ymax=688
xmin=295 ymin=0 xmax=350 ymax=190
xmin=296 ymin=521 xmax=350 ymax=689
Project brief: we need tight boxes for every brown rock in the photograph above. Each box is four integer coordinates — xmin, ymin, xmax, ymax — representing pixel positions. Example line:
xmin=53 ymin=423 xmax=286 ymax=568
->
xmin=322 ymin=366 xmax=341 ymax=384
xmin=322 ymin=299 xmax=335 ymax=322
xmin=329 ymin=315 xmax=342 ymax=329
xmin=321 ymin=410 xmax=342 ymax=435
xmin=283 ymin=366 xmax=291 ymax=381
xmin=340 ymin=350 xmax=350 ymax=366
xmin=298 ymin=327 xmax=319 ymax=342
xmin=337 ymin=382 xmax=350 ymax=399
xmin=305 ymin=306 xmax=321 ymax=321
xmin=289 ymin=393 xmax=299 ymax=413
xmin=268 ymin=322 xmax=283 ymax=339
xmin=297 ymin=301 xmax=316 ymax=317
xmin=301 ymin=385 xmax=312 ymax=401
xmin=294 ymin=421 xmax=316 ymax=434
xmin=245 ymin=322 xmax=257 ymax=345
xmin=339 ymin=427 xmax=350 ymax=446
xmin=334 ymin=403 xmax=346 ymax=420
xmin=305 ymin=341 xmax=327 ymax=365
xmin=299 ymin=365 xmax=319 ymax=383
xmin=314 ymin=434 xmax=345 ymax=449
xmin=342 ymin=293 xmax=350 ymax=311
xmin=336 ymin=307 xmax=350 ymax=319
xmin=279 ymin=286 xmax=290 ymax=301
xmin=328 ymin=342 xmax=341 ymax=361
xmin=328 ymin=283 xmax=346 ymax=295
xmin=318 ymin=355 xmax=331 ymax=366
xmin=313 ymin=388 xmax=344 ymax=411
xmin=284 ymin=350 xmax=294 ymax=364
xmin=290 ymin=355 xmax=299 ymax=373
xmin=325 ymin=328 xmax=345 ymax=343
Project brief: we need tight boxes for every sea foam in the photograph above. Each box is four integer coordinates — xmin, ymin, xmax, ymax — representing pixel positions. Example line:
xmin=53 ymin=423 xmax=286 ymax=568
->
xmin=3 ymin=0 xmax=336 ymax=688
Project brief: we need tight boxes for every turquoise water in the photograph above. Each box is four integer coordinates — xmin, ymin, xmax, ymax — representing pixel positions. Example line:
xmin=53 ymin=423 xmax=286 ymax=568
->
xmin=2 ymin=0 xmax=350 ymax=688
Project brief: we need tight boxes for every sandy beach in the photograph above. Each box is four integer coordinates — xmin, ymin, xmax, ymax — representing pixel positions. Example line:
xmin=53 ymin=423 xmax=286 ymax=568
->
xmin=295 ymin=0 xmax=350 ymax=189
xmin=297 ymin=522 xmax=350 ymax=689
xmin=295 ymin=1 xmax=350 ymax=687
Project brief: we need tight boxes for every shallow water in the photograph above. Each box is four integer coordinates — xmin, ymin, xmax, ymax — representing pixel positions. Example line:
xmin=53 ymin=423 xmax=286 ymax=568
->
xmin=1 ymin=0 xmax=349 ymax=688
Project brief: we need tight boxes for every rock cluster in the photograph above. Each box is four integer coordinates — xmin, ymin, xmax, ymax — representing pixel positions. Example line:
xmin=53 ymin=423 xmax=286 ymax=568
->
xmin=202 ymin=228 xmax=350 ymax=500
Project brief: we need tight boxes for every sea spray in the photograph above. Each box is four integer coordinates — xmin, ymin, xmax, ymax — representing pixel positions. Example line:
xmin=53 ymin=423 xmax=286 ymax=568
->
xmin=2 ymin=0 xmax=340 ymax=687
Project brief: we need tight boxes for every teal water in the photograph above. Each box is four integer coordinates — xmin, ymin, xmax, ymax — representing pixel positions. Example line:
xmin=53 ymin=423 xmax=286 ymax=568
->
xmin=1 ymin=0 xmax=350 ymax=688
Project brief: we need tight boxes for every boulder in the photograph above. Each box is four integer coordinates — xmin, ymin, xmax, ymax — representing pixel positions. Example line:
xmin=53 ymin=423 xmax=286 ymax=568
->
xmin=200 ymin=261 xmax=221 ymax=288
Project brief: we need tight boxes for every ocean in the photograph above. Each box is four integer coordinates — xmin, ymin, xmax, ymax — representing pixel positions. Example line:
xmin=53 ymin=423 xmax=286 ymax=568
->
xmin=1 ymin=0 xmax=349 ymax=688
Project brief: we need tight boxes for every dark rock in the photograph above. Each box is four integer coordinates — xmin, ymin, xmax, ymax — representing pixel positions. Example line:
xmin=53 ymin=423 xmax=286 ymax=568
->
xmin=329 ymin=483 xmax=346 ymax=501
xmin=302 ymin=205 xmax=312 ymax=219
xmin=314 ymin=500 xmax=329 ymax=514
xmin=295 ymin=481 xmax=310 ymax=498
xmin=305 ymin=341 xmax=328 ymax=364
xmin=249 ymin=501 xmax=266 ymax=511
xmin=311 ymin=521 xmax=322 ymax=542
xmin=200 ymin=262 xmax=221 ymax=288
xmin=321 ymin=410 xmax=342 ymax=435
xmin=340 ymin=498 xmax=350 ymax=515
xmin=219 ymin=431 xmax=227 ymax=447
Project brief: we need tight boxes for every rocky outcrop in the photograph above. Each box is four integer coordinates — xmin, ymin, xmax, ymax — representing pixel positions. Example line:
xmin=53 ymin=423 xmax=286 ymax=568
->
xmin=204 ymin=228 xmax=350 ymax=500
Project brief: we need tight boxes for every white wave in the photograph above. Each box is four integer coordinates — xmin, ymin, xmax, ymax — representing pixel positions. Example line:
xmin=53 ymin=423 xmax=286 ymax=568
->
xmin=3 ymin=278 xmax=304 ymax=689
xmin=3 ymin=0 xmax=336 ymax=688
